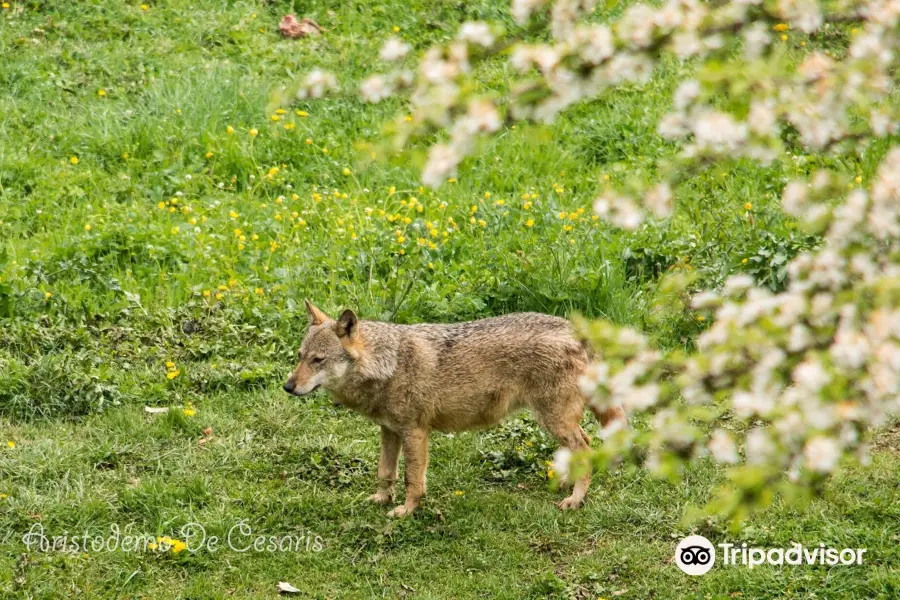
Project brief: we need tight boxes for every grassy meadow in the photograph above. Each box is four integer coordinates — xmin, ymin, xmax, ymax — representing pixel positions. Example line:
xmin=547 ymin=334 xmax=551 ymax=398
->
xmin=1 ymin=0 xmax=898 ymax=598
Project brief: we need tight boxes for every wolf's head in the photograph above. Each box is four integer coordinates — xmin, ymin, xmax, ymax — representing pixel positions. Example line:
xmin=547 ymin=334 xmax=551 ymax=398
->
xmin=283 ymin=300 xmax=361 ymax=396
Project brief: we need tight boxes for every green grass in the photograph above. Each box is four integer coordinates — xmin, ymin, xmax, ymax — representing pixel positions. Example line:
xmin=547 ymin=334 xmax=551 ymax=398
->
xmin=1 ymin=0 xmax=898 ymax=597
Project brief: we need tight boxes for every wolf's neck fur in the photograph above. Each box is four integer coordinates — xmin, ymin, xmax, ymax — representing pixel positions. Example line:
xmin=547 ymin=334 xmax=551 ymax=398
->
xmin=325 ymin=321 xmax=400 ymax=411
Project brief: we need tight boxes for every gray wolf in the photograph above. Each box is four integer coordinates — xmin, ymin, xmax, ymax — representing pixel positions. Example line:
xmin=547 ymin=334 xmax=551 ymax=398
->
xmin=283 ymin=301 xmax=627 ymax=517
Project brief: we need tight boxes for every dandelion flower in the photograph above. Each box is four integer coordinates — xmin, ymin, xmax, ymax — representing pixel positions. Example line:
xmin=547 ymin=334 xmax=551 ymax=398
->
xmin=70 ymin=156 xmax=79 ymax=165
xmin=6 ymin=441 xmax=15 ymax=449
xmin=249 ymin=128 xmax=258 ymax=137
xmin=97 ymin=89 xmax=106 ymax=97
xmin=226 ymin=125 xmax=234 ymax=134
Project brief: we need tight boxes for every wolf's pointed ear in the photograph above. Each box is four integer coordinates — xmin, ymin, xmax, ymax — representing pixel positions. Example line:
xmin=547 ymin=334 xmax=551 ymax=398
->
xmin=305 ymin=299 xmax=329 ymax=326
xmin=335 ymin=309 xmax=359 ymax=340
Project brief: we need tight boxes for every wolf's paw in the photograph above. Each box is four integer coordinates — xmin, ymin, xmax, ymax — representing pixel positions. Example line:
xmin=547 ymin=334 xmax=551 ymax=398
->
xmin=366 ymin=491 xmax=394 ymax=505
xmin=387 ymin=504 xmax=416 ymax=518
xmin=557 ymin=495 xmax=584 ymax=511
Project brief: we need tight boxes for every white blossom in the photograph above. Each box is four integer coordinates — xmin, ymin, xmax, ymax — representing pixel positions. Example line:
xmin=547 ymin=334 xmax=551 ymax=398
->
xmin=804 ymin=436 xmax=841 ymax=473
xmin=380 ymin=37 xmax=411 ymax=62
xmin=360 ymin=75 xmax=393 ymax=103
xmin=708 ymin=429 xmax=739 ymax=464
xmin=552 ymin=447 xmax=572 ymax=482
xmin=421 ymin=144 xmax=461 ymax=187
xmin=296 ymin=69 xmax=338 ymax=99
xmin=458 ymin=22 xmax=495 ymax=47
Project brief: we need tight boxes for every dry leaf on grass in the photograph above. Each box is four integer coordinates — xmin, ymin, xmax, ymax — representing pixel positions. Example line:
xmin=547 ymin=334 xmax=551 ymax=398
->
xmin=279 ymin=15 xmax=323 ymax=39
xmin=277 ymin=581 xmax=301 ymax=594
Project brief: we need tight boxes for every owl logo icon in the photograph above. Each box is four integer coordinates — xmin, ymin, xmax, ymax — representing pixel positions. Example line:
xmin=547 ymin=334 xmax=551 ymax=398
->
xmin=675 ymin=535 xmax=715 ymax=575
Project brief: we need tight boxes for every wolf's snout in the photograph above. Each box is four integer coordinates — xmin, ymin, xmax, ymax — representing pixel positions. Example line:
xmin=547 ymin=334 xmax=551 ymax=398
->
xmin=283 ymin=378 xmax=296 ymax=394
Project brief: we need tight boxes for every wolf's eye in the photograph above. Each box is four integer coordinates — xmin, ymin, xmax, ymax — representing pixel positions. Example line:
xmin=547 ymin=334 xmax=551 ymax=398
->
xmin=310 ymin=356 xmax=324 ymax=365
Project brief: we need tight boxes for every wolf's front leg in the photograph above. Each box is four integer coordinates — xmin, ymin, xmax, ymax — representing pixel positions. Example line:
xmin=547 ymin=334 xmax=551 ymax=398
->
xmin=387 ymin=428 xmax=429 ymax=518
xmin=367 ymin=427 xmax=401 ymax=505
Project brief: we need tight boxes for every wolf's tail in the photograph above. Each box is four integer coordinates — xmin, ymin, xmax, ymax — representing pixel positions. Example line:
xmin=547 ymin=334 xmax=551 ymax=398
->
xmin=580 ymin=338 xmax=595 ymax=361
xmin=579 ymin=339 xmax=628 ymax=427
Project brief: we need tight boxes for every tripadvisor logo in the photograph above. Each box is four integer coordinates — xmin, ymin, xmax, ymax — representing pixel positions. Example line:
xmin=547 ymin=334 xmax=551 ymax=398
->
xmin=675 ymin=536 xmax=867 ymax=576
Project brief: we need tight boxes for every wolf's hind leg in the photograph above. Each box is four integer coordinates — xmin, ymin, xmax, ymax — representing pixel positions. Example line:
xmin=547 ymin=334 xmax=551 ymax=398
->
xmin=368 ymin=427 xmax=401 ymax=505
xmin=539 ymin=408 xmax=592 ymax=510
